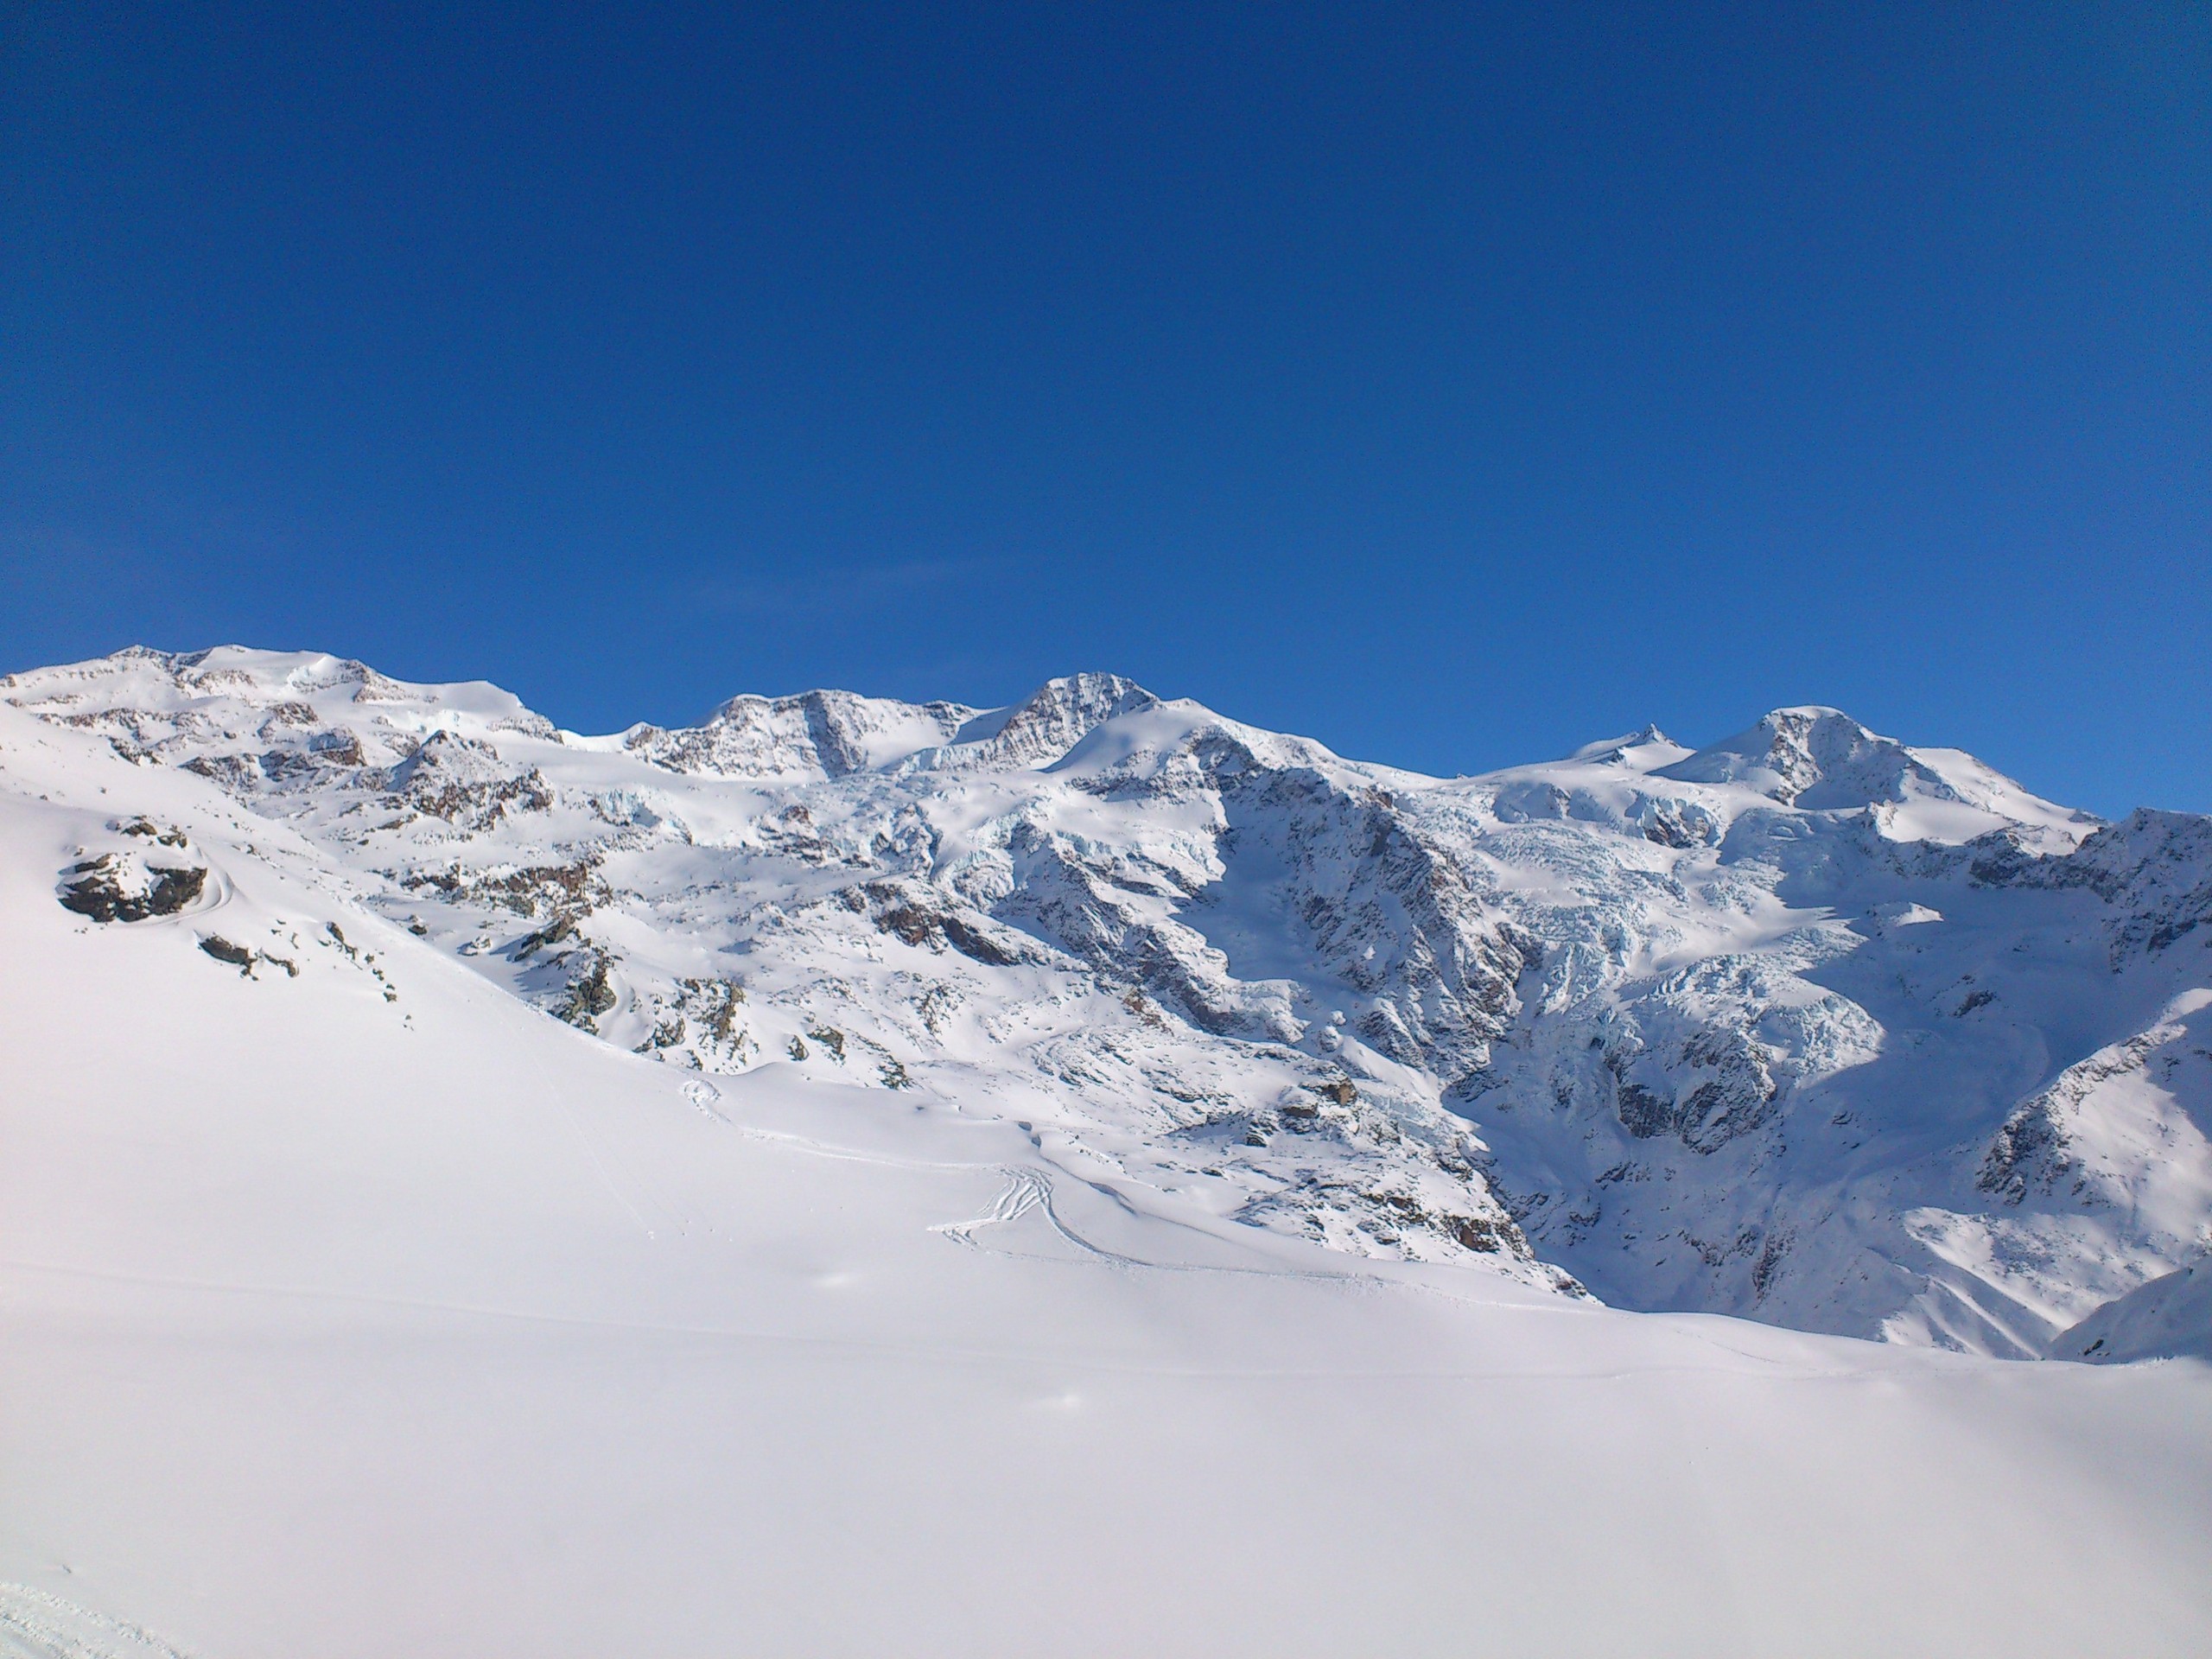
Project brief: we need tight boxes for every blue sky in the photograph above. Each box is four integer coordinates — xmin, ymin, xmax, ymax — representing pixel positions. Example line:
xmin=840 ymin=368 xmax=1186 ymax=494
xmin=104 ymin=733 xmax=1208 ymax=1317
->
xmin=3 ymin=3 xmax=2206 ymax=814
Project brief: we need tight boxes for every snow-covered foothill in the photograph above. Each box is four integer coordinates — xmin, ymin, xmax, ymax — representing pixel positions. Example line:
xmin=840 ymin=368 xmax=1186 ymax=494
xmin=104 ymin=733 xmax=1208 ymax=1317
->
xmin=2052 ymin=1253 xmax=2212 ymax=1363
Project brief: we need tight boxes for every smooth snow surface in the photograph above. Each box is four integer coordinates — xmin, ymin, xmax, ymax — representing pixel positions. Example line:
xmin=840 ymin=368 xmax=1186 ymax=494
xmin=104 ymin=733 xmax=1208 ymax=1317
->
xmin=3 ymin=655 xmax=2210 ymax=1653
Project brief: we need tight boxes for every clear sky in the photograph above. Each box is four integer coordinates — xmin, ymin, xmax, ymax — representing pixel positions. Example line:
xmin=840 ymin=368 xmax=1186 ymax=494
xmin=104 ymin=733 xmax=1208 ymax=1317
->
xmin=3 ymin=3 xmax=2206 ymax=815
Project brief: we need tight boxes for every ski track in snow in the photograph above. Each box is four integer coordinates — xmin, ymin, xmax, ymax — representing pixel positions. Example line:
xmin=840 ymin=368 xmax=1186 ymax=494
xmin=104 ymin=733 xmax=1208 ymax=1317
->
xmin=0 ymin=1586 xmax=194 ymax=1659
xmin=930 ymin=1165 xmax=1063 ymax=1246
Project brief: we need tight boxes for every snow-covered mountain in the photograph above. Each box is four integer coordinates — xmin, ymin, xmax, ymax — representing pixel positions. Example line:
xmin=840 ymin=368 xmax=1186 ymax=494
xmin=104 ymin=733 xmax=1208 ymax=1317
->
xmin=4 ymin=645 xmax=2211 ymax=1655
xmin=7 ymin=646 xmax=2209 ymax=1363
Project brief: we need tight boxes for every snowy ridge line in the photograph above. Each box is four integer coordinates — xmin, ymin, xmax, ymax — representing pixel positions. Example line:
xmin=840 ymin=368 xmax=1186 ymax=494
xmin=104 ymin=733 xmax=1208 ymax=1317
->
xmin=4 ymin=645 xmax=2209 ymax=1357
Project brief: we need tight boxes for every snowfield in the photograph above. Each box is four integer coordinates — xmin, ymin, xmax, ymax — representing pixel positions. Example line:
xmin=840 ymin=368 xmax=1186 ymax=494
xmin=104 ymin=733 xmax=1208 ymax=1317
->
xmin=2 ymin=649 xmax=2208 ymax=1655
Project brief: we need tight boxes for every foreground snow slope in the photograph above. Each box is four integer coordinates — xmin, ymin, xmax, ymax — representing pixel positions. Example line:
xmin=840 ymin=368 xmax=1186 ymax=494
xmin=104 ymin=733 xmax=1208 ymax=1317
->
xmin=3 ymin=697 xmax=2210 ymax=1655
xmin=9 ymin=647 xmax=2211 ymax=1358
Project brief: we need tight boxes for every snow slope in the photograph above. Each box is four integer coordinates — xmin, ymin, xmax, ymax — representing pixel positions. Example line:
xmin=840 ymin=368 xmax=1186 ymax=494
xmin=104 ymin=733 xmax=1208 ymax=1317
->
xmin=2053 ymin=1254 xmax=2212 ymax=1363
xmin=3 ymin=671 xmax=2210 ymax=1654
xmin=6 ymin=647 xmax=2211 ymax=1363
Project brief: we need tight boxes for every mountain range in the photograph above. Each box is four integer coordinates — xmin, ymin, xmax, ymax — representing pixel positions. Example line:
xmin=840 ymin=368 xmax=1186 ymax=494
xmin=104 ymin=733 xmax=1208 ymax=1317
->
xmin=10 ymin=645 xmax=2208 ymax=1361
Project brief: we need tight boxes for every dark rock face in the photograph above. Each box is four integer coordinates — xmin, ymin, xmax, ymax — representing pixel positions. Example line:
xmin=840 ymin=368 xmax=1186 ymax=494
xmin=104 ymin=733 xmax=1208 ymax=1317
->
xmin=198 ymin=934 xmax=256 ymax=973
xmin=1671 ymin=1030 xmax=1781 ymax=1154
xmin=854 ymin=880 xmax=1039 ymax=967
xmin=59 ymin=855 xmax=207 ymax=923
xmin=1616 ymin=1082 xmax=1677 ymax=1140
xmin=1637 ymin=798 xmax=1719 ymax=849
xmin=556 ymin=955 xmax=618 ymax=1031
xmin=117 ymin=816 xmax=189 ymax=848
xmin=385 ymin=733 xmax=552 ymax=826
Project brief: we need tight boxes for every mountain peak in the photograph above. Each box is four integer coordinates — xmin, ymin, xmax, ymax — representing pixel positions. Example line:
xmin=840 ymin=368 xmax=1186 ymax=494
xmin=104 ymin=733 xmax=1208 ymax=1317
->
xmin=1658 ymin=708 xmax=1935 ymax=809
xmin=954 ymin=672 xmax=1161 ymax=766
xmin=1649 ymin=707 xmax=2094 ymax=845
xmin=1567 ymin=724 xmax=1687 ymax=766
